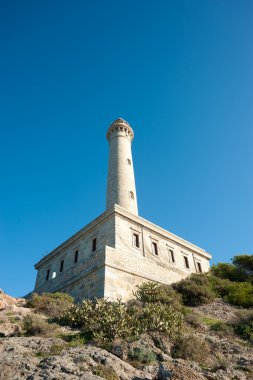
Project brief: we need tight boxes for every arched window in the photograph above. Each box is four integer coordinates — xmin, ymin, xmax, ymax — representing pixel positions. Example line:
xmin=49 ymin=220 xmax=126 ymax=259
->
xmin=130 ymin=191 xmax=134 ymax=199
xmin=127 ymin=158 xmax=131 ymax=165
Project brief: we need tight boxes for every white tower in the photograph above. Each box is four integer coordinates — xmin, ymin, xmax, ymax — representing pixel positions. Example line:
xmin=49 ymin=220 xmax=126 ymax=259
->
xmin=106 ymin=118 xmax=138 ymax=215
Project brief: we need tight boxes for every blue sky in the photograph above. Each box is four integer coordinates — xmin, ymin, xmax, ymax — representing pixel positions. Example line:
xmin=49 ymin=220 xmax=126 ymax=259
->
xmin=0 ymin=0 xmax=252 ymax=297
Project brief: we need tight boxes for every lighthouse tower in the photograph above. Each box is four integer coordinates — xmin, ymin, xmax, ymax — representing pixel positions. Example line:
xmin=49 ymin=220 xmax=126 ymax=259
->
xmin=106 ymin=118 xmax=138 ymax=215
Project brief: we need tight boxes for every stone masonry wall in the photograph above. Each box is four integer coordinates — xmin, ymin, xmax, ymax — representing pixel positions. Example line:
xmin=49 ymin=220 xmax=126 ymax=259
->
xmin=103 ymin=209 xmax=210 ymax=301
xmin=34 ymin=212 xmax=115 ymax=301
xmin=34 ymin=206 xmax=211 ymax=302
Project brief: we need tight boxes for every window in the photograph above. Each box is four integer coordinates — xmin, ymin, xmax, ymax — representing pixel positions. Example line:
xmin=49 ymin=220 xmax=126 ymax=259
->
xmin=92 ymin=238 xmax=97 ymax=252
xmin=133 ymin=233 xmax=140 ymax=248
xmin=127 ymin=158 xmax=131 ymax=165
xmin=60 ymin=259 xmax=64 ymax=272
xmin=197 ymin=262 xmax=202 ymax=273
xmin=152 ymin=241 xmax=158 ymax=256
xmin=74 ymin=250 xmax=79 ymax=263
xmin=130 ymin=191 xmax=134 ymax=199
xmin=46 ymin=269 xmax=50 ymax=281
xmin=169 ymin=249 xmax=175 ymax=263
xmin=184 ymin=256 xmax=190 ymax=269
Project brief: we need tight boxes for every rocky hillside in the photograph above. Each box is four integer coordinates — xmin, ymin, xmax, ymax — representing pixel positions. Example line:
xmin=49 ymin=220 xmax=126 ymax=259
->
xmin=0 ymin=286 xmax=252 ymax=380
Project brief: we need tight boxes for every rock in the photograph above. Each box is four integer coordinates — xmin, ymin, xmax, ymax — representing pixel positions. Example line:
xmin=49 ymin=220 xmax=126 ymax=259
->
xmin=157 ymin=363 xmax=172 ymax=379
xmin=112 ymin=344 xmax=124 ymax=359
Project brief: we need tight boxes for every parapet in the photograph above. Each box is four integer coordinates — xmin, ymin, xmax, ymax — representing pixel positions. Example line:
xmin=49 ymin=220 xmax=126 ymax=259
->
xmin=106 ymin=118 xmax=134 ymax=142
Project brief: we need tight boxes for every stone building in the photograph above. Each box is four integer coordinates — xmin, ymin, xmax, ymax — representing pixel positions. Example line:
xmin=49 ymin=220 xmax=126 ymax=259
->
xmin=34 ymin=118 xmax=211 ymax=301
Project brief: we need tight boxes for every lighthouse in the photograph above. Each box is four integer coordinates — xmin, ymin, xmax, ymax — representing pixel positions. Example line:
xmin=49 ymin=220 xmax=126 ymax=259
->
xmin=106 ymin=118 xmax=138 ymax=215
xmin=34 ymin=117 xmax=211 ymax=302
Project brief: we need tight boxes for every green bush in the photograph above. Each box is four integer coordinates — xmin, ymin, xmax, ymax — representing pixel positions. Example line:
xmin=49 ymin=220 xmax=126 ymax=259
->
xmin=23 ymin=314 xmax=55 ymax=336
xmin=224 ymin=282 xmax=253 ymax=308
xmin=171 ymin=335 xmax=210 ymax=364
xmin=211 ymin=263 xmax=244 ymax=282
xmin=60 ymin=298 xmax=184 ymax=342
xmin=156 ymin=285 xmax=183 ymax=310
xmin=231 ymin=310 xmax=253 ymax=342
xmin=210 ymin=321 xmax=234 ymax=337
xmin=128 ymin=347 xmax=156 ymax=364
xmin=211 ymin=255 xmax=253 ymax=283
xmin=173 ymin=274 xmax=215 ymax=306
xmin=133 ymin=282 xmax=182 ymax=310
xmin=208 ymin=270 xmax=253 ymax=308
xmin=61 ymin=299 xmax=142 ymax=341
xmin=207 ymin=275 xmax=232 ymax=298
xmin=27 ymin=292 xmax=74 ymax=318
xmin=133 ymin=282 xmax=164 ymax=304
xmin=141 ymin=303 xmax=184 ymax=339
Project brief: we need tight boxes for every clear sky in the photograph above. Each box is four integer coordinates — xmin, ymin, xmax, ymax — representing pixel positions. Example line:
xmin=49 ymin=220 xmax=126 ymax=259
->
xmin=0 ymin=0 xmax=252 ymax=297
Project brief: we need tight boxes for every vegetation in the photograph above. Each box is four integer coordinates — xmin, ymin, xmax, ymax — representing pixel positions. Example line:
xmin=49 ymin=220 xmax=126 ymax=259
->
xmin=128 ymin=347 xmax=156 ymax=363
xmin=211 ymin=255 xmax=253 ymax=283
xmin=231 ymin=310 xmax=253 ymax=342
xmin=25 ymin=254 xmax=253 ymax=347
xmin=35 ymin=343 xmax=66 ymax=358
xmin=60 ymin=297 xmax=184 ymax=342
xmin=26 ymin=292 xmax=74 ymax=318
xmin=133 ymin=282 xmax=164 ymax=304
xmin=172 ymin=274 xmax=216 ymax=306
xmin=210 ymin=321 xmax=234 ymax=337
xmin=93 ymin=364 xmax=120 ymax=380
xmin=171 ymin=335 xmax=210 ymax=364
xmin=23 ymin=314 xmax=56 ymax=336
xmin=59 ymin=332 xmax=89 ymax=347
xmin=209 ymin=255 xmax=253 ymax=308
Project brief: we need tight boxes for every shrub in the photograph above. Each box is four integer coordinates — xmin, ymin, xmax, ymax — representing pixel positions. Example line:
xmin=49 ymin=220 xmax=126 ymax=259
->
xmin=224 ymin=282 xmax=253 ymax=308
xmin=23 ymin=314 xmax=55 ymax=336
xmin=60 ymin=298 xmax=184 ymax=342
xmin=60 ymin=332 xmax=89 ymax=347
xmin=173 ymin=274 xmax=215 ymax=306
xmin=93 ymin=364 xmax=119 ymax=380
xmin=211 ymin=263 xmax=244 ymax=282
xmin=231 ymin=310 xmax=253 ymax=342
xmin=211 ymin=352 xmax=229 ymax=371
xmin=210 ymin=321 xmax=234 ymax=337
xmin=184 ymin=312 xmax=202 ymax=328
xmin=27 ymin=292 xmax=74 ymax=318
xmin=171 ymin=335 xmax=210 ymax=364
xmin=208 ymin=275 xmax=233 ymax=298
xmin=141 ymin=303 xmax=184 ymax=339
xmin=211 ymin=255 xmax=253 ymax=283
xmin=233 ymin=255 xmax=253 ymax=279
xmin=157 ymin=285 xmax=183 ymax=310
xmin=128 ymin=347 xmax=156 ymax=364
xmin=133 ymin=282 xmax=182 ymax=309
xmin=61 ymin=299 xmax=142 ymax=341
xmin=208 ymin=273 xmax=253 ymax=308
xmin=35 ymin=344 xmax=66 ymax=358
xmin=133 ymin=282 xmax=164 ymax=304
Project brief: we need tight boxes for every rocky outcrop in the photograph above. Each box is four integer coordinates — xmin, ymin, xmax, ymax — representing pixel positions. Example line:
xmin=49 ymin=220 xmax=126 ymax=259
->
xmin=0 ymin=293 xmax=252 ymax=380
xmin=194 ymin=299 xmax=241 ymax=322
xmin=0 ymin=289 xmax=25 ymax=310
